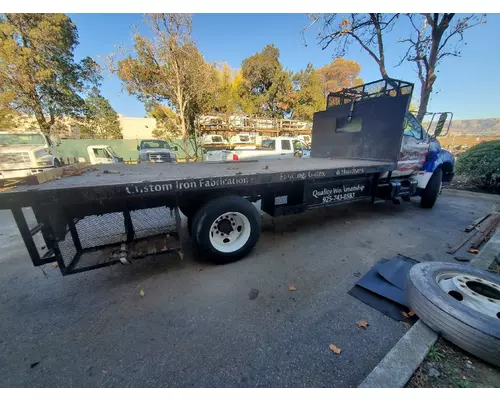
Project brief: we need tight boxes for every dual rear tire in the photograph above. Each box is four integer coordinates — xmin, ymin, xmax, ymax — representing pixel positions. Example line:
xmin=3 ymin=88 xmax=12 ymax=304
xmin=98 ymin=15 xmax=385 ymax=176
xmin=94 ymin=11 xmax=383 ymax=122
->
xmin=188 ymin=196 xmax=261 ymax=264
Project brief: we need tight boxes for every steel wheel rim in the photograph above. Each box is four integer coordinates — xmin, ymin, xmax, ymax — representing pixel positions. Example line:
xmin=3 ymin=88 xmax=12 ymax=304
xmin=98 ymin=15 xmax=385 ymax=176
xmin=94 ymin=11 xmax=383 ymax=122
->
xmin=209 ymin=212 xmax=251 ymax=253
xmin=437 ymin=272 xmax=500 ymax=320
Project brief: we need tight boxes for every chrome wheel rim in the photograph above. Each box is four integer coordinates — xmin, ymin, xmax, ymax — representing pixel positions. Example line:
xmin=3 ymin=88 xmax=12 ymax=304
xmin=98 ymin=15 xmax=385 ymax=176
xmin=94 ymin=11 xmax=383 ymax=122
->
xmin=209 ymin=212 xmax=251 ymax=253
xmin=437 ymin=272 xmax=500 ymax=320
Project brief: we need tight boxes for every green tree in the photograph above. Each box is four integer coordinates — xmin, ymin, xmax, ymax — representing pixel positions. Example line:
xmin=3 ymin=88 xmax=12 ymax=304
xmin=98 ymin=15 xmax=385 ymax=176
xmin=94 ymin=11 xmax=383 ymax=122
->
xmin=456 ymin=140 xmax=500 ymax=192
xmin=149 ymin=104 xmax=202 ymax=160
xmin=80 ymin=89 xmax=122 ymax=139
xmin=116 ymin=14 xmax=216 ymax=161
xmin=0 ymin=13 xmax=101 ymax=133
xmin=0 ymin=90 xmax=18 ymax=130
xmin=316 ymin=58 xmax=364 ymax=97
xmin=290 ymin=63 xmax=324 ymax=120
xmin=240 ymin=44 xmax=293 ymax=118
xmin=233 ymin=70 xmax=258 ymax=115
xmin=210 ymin=63 xmax=237 ymax=115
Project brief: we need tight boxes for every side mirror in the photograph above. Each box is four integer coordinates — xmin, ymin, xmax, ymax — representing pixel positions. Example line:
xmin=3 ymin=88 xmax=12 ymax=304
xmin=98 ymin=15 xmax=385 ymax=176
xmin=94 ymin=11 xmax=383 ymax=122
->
xmin=172 ymin=146 xmax=179 ymax=152
xmin=433 ymin=113 xmax=449 ymax=137
xmin=137 ymin=145 xmax=140 ymax=151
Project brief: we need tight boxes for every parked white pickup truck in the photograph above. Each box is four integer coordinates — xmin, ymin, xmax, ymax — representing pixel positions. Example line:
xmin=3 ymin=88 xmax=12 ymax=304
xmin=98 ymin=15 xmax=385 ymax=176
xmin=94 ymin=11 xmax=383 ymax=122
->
xmin=201 ymin=134 xmax=229 ymax=148
xmin=0 ymin=131 xmax=62 ymax=179
xmin=229 ymin=133 xmax=257 ymax=149
xmin=137 ymin=139 xmax=177 ymax=163
xmin=203 ymin=136 xmax=310 ymax=162
xmin=85 ymin=145 xmax=123 ymax=165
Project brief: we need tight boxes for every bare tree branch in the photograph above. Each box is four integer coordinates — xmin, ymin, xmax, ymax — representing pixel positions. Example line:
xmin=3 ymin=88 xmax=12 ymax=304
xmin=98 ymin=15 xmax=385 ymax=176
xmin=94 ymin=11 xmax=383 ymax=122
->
xmin=399 ymin=13 xmax=486 ymax=121
xmin=303 ymin=13 xmax=399 ymax=80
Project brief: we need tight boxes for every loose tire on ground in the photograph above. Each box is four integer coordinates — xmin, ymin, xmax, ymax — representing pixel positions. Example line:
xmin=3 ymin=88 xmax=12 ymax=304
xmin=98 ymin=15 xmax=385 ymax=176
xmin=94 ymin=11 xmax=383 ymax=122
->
xmin=420 ymin=168 xmax=443 ymax=208
xmin=191 ymin=196 xmax=261 ymax=264
xmin=405 ymin=262 xmax=500 ymax=367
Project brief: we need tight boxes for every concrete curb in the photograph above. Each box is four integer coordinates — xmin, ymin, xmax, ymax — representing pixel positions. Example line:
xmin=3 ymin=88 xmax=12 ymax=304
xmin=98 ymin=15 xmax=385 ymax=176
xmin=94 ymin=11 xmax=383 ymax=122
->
xmin=442 ymin=188 xmax=500 ymax=202
xmin=358 ymin=321 xmax=438 ymax=388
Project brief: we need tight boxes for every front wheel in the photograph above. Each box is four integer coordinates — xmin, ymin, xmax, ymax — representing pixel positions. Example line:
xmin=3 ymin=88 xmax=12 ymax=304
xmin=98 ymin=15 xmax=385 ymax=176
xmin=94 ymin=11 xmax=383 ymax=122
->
xmin=420 ymin=168 xmax=443 ymax=208
xmin=191 ymin=196 xmax=261 ymax=264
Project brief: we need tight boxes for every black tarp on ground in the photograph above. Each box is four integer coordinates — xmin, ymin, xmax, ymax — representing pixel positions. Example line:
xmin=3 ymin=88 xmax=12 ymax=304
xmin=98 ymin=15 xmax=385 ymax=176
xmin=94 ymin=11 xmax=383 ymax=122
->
xmin=348 ymin=254 xmax=420 ymax=322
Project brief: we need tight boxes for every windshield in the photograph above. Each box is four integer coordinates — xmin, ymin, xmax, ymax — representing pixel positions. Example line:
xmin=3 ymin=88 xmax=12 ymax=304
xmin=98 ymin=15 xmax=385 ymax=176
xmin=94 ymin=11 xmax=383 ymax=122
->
xmin=0 ymin=133 xmax=46 ymax=146
xmin=294 ymin=140 xmax=309 ymax=150
xmin=261 ymin=139 xmax=276 ymax=150
xmin=107 ymin=147 xmax=119 ymax=158
xmin=405 ymin=112 xmax=427 ymax=136
xmin=140 ymin=140 xmax=170 ymax=150
xmin=211 ymin=136 xmax=223 ymax=143
xmin=238 ymin=135 xmax=250 ymax=142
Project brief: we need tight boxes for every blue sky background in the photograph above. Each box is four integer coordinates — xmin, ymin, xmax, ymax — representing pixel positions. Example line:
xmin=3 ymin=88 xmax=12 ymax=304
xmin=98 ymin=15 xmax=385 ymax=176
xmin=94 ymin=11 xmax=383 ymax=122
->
xmin=69 ymin=13 xmax=500 ymax=120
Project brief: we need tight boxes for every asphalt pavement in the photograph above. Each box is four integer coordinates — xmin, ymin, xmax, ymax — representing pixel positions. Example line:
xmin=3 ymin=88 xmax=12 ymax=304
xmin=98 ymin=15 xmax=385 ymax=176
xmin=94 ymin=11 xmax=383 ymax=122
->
xmin=0 ymin=193 xmax=498 ymax=387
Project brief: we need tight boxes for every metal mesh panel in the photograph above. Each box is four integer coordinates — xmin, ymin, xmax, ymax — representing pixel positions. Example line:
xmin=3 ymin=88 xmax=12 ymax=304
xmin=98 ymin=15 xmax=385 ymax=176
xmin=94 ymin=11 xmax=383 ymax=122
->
xmin=59 ymin=234 xmax=77 ymax=267
xmin=77 ymin=213 xmax=125 ymax=248
xmin=327 ymin=79 xmax=414 ymax=109
xmin=58 ymin=213 xmax=126 ymax=269
xmin=56 ymin=207 xmax=179 ymax=271
xmin=131 ymin=207 xmax=177 ymax=239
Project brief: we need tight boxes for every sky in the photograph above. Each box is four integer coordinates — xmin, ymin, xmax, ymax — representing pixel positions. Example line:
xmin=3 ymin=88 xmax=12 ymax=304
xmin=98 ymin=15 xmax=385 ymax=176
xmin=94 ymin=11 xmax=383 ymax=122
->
xmin=69 ymin=13 xmax=500 ymax=120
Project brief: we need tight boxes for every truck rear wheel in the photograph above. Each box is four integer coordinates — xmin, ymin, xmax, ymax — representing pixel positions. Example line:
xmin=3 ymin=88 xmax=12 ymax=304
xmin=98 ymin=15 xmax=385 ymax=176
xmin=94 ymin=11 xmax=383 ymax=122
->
xmin=420 ymin=168 xmax=443 ymax=209
xmin=191 ymin=196 xmax=261 ymax=264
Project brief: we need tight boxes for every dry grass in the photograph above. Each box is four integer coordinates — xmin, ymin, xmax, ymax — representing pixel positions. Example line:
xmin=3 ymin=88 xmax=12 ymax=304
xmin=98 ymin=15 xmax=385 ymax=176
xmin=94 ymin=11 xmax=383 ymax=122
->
xmin=406 ymin=338 xmax=500 ymax=388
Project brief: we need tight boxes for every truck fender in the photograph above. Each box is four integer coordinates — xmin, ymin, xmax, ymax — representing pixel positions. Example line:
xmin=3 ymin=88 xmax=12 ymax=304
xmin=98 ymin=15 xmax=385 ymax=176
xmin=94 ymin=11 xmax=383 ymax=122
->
xmin=414 ymin=149 xmax=454 ymax=190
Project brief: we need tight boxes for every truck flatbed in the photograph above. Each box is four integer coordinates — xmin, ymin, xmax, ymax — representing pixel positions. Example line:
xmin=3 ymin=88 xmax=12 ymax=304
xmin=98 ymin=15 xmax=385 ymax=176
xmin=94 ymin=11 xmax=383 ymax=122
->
xmin=0 ymin=78 xmax=421 ymax=276
xmin=0 ymin=158 xmax=394 ymax=207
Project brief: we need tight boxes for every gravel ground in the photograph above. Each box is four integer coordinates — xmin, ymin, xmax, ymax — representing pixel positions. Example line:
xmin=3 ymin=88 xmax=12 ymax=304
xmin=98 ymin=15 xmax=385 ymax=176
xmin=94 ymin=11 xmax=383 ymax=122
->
xmin=0 ymin=193 xmax=498 ymax=387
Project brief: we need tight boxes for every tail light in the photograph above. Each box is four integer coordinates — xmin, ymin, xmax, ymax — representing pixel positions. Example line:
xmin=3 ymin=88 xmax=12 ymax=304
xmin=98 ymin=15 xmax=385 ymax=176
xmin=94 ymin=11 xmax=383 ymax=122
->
xmin=232 ymin=154 xmax=239 ymax=161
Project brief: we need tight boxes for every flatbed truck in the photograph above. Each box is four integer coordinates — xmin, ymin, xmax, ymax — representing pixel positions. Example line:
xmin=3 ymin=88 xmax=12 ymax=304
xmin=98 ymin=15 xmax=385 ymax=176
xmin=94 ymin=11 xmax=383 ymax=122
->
xmin=0 ymin=79 xmax=455 ymax=276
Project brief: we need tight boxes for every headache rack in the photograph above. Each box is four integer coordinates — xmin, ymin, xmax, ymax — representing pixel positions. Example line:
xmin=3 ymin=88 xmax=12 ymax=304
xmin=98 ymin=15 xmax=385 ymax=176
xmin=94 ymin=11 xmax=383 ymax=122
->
xmin=327 ymin=78 xmax=414 ymax=109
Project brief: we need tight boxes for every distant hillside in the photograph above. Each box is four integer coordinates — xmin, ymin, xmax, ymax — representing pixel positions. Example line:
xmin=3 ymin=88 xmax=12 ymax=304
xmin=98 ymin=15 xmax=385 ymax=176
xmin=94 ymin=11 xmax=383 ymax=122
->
xmin=449 ymin=118 xmax=500 ymax=136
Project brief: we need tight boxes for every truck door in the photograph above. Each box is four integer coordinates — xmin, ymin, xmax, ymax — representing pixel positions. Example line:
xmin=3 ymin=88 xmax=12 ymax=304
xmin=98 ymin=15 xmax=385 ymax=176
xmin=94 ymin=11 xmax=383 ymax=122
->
xmin=293 ymin=140 xmax=310 ymax=158
xmin=88 ymin=146 xmax=114 ymax=164
xmin=393 ymin=113 xmax=430 ymax=178
xmin=278 ymin=139 xmax=294 ymax=158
